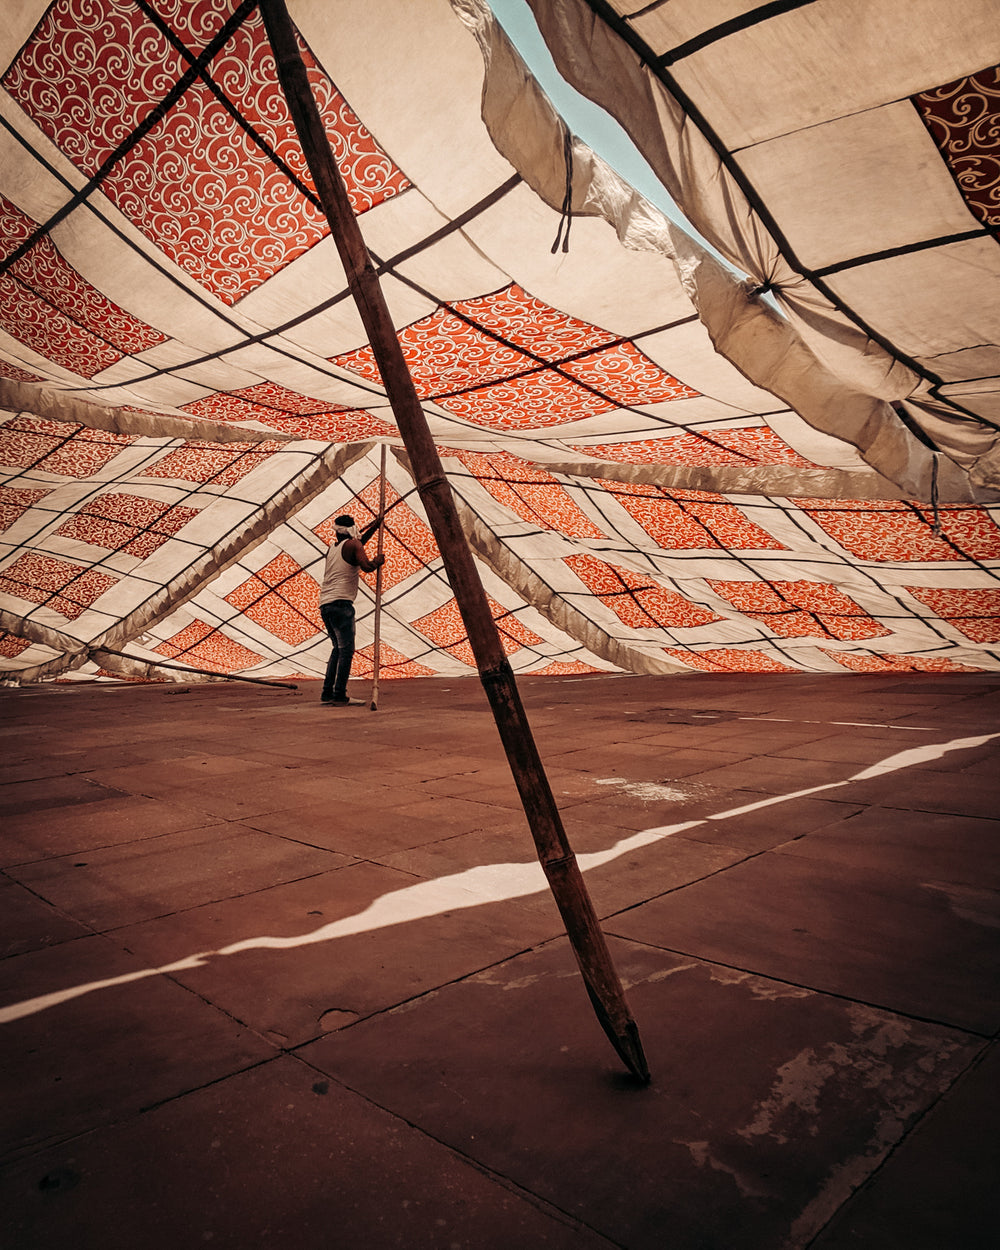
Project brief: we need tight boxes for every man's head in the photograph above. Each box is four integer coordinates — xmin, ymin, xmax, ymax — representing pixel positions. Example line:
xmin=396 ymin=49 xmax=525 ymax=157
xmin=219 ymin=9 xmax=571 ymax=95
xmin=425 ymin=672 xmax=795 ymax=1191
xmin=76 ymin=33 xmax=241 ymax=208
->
xmin=334 ymin=514 xmax=358 ymax=540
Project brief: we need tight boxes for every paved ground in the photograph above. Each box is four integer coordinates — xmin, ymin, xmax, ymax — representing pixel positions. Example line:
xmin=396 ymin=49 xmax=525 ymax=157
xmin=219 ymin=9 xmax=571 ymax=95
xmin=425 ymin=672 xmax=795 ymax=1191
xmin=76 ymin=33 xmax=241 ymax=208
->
xmin=1 ymin=670 xmax=998 ymax=1249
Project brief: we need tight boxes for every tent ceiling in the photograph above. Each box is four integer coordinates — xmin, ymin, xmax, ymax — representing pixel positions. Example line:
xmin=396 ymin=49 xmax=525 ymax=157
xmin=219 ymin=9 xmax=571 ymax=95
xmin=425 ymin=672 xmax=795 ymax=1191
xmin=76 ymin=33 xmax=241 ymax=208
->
xmin=1 ymin=0 xmax=998 ymax=684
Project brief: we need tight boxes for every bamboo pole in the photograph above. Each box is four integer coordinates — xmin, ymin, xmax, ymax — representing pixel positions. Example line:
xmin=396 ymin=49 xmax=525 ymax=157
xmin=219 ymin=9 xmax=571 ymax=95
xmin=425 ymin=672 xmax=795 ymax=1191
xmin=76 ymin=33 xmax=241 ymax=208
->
xmin=370 ymin=442 xmax=387 ymax=711
xmin=259 ymin=0 xmax=648 ymax=1083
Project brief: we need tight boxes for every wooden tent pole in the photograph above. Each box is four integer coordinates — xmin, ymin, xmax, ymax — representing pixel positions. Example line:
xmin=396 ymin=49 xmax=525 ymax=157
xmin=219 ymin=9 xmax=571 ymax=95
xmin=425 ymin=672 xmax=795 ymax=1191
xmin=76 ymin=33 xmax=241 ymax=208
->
xmin=260 ymin=0 xmax=648 ymax=1083
xmin=370 ymin=441 xmax=387 ymax=711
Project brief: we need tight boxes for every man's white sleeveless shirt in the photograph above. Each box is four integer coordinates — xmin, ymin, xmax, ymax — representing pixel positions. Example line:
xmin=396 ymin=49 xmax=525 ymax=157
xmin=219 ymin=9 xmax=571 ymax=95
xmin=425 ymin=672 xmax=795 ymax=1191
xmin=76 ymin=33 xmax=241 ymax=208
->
xmin=319 ymin=542 xmax=360 ymax=605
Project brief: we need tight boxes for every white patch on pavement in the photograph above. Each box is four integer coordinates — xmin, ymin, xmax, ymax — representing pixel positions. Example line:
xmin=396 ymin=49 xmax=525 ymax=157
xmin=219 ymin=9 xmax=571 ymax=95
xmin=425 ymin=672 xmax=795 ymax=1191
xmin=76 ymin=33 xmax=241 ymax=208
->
xmin=2 ymin=731 xmax=996 ymax=1025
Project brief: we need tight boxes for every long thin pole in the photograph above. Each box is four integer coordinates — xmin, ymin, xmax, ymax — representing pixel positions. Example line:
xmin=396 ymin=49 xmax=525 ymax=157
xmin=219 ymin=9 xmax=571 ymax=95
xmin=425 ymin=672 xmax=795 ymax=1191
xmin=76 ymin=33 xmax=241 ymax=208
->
xmin=370 ymin=442 xmax=387 ymax=711
xmin=91 ymin=646 xmax=298 ymax=689
xmin=260 ymin=0 xmax=648 ymax=1083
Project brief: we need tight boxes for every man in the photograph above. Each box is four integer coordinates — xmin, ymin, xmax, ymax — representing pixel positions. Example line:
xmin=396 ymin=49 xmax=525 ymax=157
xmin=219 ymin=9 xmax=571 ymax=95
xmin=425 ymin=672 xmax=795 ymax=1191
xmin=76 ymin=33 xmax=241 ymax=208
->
xmin=319 ymin=513 xmax=385 ymax=706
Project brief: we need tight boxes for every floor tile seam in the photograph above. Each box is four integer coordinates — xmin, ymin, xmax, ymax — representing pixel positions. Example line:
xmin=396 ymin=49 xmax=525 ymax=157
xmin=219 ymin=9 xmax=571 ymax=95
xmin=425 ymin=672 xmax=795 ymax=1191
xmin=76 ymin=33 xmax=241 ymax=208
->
xmin=0 ymin=782 xmax=181 ymax=815
xmin=597 ymin=823 xmax=1000 ymax=939
xmin=0 ymin=816 xmax=231 ymax=868
xmin=0 ymin=784 xmax=142 ymax=818
xmin=0 ymin=1052 xmax=284 ymax=1172
xmin=836 ymin=797 xmax=1000 ymax=818
xmin=1 ymin=928 xmax=100 ymax=964
xmin=282 ymin=1050 xmax=627 ymax=1249
xmin=132 ymin=1049 xmax=285 ymax=1118
xmin=6 ymin=819 xmax=343 ymax=874
xmin=352 ymin=836 xmax=494 ymax=871
xmin=800 ymin=1037 xmax=998 ymax=1250
xmin=736 ymin=716 xmax=953 ymax=733
xmin=381 ymin=797 xmax=529 ymax=820
xmin=0 ymin=873 xmax=111 ymax=956
xmin=601 ymin=933 xmax=997 ymax=1041
xmin=76 ymin=863 xmax=357 ymax=935
xmin=288 ymin=939 xmax=566 ymax=1048
xmin=230 ymin=819 xmax=382 ymax=858
xmin=650 ymin=767 xmax=1000 ymax=809
xmin=338 ymin=855 xmax=427 ymax=879
xmin=253 ymin=822 xmax=510 ymax=861
xmin=146 ymin=956 xmax=293 ymax=1049
xmin=0 ymin=768 xmax=125 ymax=787
xmin=594 ymin=838 xmax=778 ymax=920
xmin=769 ymin=839 xmax=1000 ymax=890
xmin=644 ymin=766 xmax=829 ymax=795
xmin=629 ymin=828 xmax=769 ymax=860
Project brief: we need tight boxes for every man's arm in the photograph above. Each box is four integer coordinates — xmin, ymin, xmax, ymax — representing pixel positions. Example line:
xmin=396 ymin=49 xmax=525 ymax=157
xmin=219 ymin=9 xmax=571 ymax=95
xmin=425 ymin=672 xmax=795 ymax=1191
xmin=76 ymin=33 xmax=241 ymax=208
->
xmin=343 ymin=536 xmax=385 ymax=573
xmin=359 ymin=515 xmax=382 ymax=545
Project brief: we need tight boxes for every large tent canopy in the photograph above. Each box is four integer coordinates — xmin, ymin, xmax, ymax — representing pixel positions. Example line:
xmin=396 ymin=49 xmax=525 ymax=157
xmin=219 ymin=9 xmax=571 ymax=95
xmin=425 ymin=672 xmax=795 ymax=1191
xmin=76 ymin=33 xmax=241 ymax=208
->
xmin=1 ymin=0 xmax=999 ymax=686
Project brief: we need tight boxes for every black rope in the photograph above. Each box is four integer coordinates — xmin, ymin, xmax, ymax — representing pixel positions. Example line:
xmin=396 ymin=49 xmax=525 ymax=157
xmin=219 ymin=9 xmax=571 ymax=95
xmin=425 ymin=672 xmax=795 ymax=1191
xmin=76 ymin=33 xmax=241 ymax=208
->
xmin=653 ymin=0 xmax=819 ymax=67
xmin=930 ymin=457 xmax=942 ymax=536
xmin=551 ymin=127 xmax=574 ymax=254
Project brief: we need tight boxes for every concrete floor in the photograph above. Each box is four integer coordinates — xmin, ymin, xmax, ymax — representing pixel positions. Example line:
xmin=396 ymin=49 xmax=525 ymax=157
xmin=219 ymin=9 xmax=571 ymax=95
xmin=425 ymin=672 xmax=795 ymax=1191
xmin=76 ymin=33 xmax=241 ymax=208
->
xmin=1 ymin=670 xmax=998 ymax=1249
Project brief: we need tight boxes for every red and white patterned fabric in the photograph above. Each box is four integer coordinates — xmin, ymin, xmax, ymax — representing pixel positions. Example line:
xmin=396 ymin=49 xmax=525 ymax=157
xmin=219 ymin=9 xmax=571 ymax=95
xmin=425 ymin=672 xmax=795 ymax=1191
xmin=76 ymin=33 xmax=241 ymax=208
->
xmin=1 ymin=0 xmax=998 ymax=683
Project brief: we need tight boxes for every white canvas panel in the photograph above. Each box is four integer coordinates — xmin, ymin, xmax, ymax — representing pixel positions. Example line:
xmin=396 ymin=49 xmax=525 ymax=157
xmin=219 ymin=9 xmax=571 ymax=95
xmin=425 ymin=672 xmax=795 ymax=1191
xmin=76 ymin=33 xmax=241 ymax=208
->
xmin=736 ymin=103 xmax=982 ymax=270
xmin=669 ymin=0 xmax=1000 ymax=148
xmin=825 ymin=238 xmax=1000 ymax=361
xmin=296 ymin=0 xmax=517 ymax=216
xmin=625 ymin=1 xmax=763 ymax=56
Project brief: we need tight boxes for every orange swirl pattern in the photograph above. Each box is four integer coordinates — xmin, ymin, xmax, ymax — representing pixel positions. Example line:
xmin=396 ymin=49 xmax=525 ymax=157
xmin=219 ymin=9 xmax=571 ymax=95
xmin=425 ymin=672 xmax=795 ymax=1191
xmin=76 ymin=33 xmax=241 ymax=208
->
xmin=566 ymin=554 xmax=721 ymax=629
xmin=3 ymin=0 xmax=409 ymax=304
xmin=454 ymin=450 xmax=605 ymax=538
xmin=707 ymin=579 xmax=890 ymax=641
xmin=0 ymin=418 xmax=133 ymax=477
xmin=531 ymin=659 xmax=601 ymax=675
xmin=796 ymin=498 xmax=1000 ymax=562
xmin=181 ymin=389 xmax=393 ymax=441
xmin=155 ymin=617 xmax=264 ymax=672
xmin=225 ymin=552 xmax=322 ymax=647
xmin=0 ymin=552 xmax=118 ymax=620
xmin=0 ymin=363 xmax=44 ymax=383
xmin=0 ymin=196 xmax=166 ymax=358
xmin=333 ymin=282 xmax=614 ymax=394
xmin=141 ymin=443 xmax=280 ymax=487
xmin=0 ymin=277 xmax=123 ymax=379
xmin=663 ymin=647 xmax=796 ymax=673
xmin=54 ymin=492 xmax=201 ymax=560
xmin=904 ymin=586 xmax=1000 ymax=643
xmin=561 ymin=342 xmax=698 ymax=407
xmin=0 ymin=485 xmax=51 ymax=533
xmin=0 ymin=634 xmax=32 ymax=658
xmin=452 ymin=284 xmax=619 ymax=358
xmin=334 ymin=284 xmax=698 ymax=430
xmin=337 ymin=307 xmax=537 ymax=394
xmin=313 ymin=478 xmax=439 ymax=593
xmin=437 ymin=368 xmax=611 ymax=429
xmin=914 ymin=64 xmax=1000 ymax=228
xmin=414 ymin=596 xmax=544 ymax=668
xmin=571 ymin=428 xmax=815 ymax=467
xmin=354 ymin=641 xmax=436 ymax=680
xmin=826 ymin=650 xmax=980 ymax=673
xmin=599 ymin=480 xmax=785 ymax=551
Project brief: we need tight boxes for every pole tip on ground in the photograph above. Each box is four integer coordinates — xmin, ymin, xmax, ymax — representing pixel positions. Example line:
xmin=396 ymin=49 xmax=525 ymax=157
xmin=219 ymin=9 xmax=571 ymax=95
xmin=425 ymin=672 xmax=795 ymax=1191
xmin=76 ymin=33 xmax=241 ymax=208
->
xmin=587 ymin=985 xmax=651 ymax=1084
xmin=617 ymin=1022 xmax=651 ymax=1085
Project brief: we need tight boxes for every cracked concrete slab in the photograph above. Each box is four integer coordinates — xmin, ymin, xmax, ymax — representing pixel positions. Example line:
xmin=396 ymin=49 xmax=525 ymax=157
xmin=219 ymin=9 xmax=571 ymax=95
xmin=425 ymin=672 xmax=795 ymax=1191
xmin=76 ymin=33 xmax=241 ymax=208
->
xmin=2 ymin=672 xmax=998 ymax=1248
xmin=300 ymin=936 xmax=982 ymax=1250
